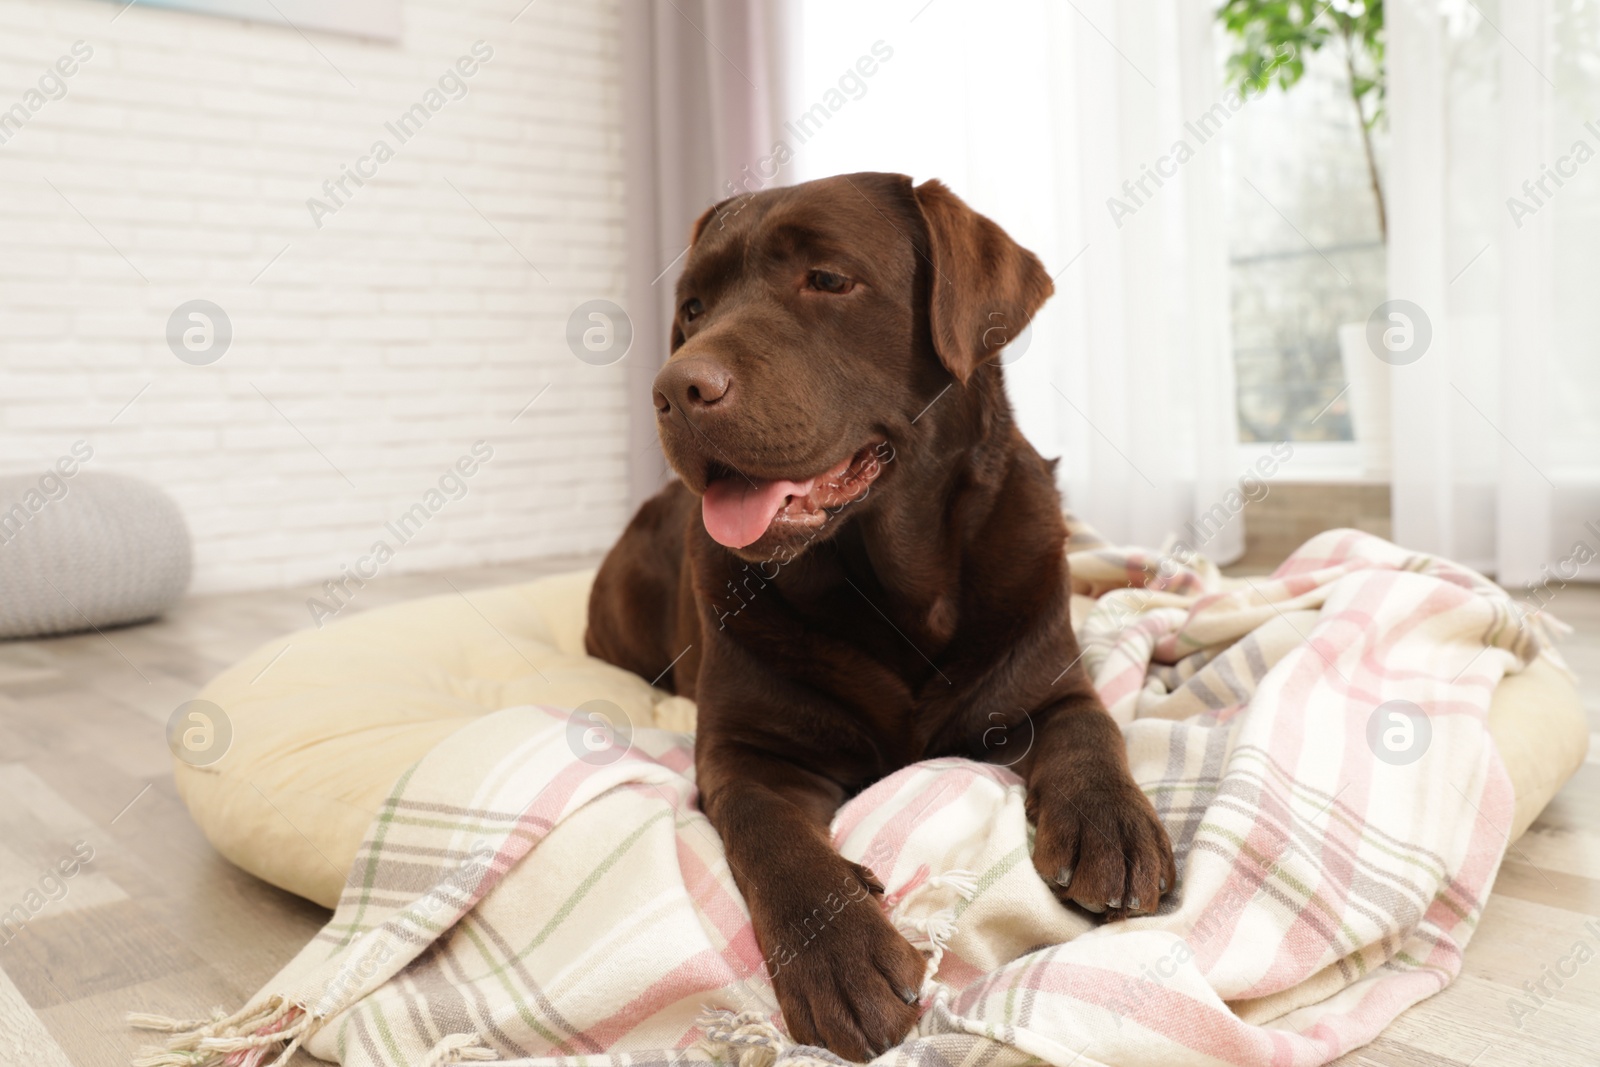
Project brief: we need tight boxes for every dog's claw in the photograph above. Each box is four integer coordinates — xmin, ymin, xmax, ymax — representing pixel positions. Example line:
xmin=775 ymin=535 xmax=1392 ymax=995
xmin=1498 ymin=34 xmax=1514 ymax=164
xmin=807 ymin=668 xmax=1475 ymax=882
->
xmin=1159 ymin=877 xmax=1168 ymax=893
xmin=1080 ymin=900 xmax=1107 ymax=914
xmin=898 ymin=986 xmax=920 ymax=1005
xmin=1107 ymin=897 xmax=1121 ymax=910
xmin=1128 ymin=895 xmax=1140 ymax=910
xmin=1054 ymin=866 xmax=1073 ymax=887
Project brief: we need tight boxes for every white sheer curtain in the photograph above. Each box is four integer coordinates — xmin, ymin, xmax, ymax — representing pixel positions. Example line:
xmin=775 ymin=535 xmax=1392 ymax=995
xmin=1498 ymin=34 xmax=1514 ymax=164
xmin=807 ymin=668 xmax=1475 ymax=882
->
xmin=788 ymin=0 xmax=1243 ymax=561
xmin=1389 ymin=0 xmax=1600 ymax=585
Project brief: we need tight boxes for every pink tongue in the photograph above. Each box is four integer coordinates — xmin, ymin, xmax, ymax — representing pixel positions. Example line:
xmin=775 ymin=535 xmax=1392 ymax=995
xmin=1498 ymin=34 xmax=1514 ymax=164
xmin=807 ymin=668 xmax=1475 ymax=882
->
xmin=702 ymin=475 xmax=815 ymax=549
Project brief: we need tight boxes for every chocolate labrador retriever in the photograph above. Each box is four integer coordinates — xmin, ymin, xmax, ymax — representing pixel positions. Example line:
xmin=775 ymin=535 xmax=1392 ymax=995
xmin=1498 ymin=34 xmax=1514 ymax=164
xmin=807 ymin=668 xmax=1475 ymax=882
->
xmin=586 ymin=172 xmax=1175 ymax=1058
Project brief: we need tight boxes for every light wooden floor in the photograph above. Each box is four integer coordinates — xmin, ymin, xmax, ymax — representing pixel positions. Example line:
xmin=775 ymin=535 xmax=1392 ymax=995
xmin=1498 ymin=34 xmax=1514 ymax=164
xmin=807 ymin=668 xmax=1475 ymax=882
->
xmin=0 ymin=555 xmax=598 ymax=1067
xmin=0 ymin=564 xmax=1595 ymax=1066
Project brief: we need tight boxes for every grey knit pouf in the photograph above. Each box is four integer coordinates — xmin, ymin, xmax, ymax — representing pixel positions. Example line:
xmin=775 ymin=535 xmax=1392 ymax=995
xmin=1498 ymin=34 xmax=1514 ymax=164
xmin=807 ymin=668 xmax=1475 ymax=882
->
xmin=0 ymin=471 xmax=192 ymax=639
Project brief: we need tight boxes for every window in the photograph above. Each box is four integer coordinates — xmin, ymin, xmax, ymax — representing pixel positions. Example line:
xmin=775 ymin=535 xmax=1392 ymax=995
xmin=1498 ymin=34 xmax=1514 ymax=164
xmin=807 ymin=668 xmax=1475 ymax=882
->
xmin=1222 ymin=29 xmax=1386 ymax=455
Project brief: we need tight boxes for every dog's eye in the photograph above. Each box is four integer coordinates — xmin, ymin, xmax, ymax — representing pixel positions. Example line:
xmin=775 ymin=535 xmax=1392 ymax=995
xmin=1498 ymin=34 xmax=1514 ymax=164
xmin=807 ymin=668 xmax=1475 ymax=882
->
xmin=807 ymin=270 xmax=854 ymax=295
xmin=683 ymin=298 xmax=704 ymax=321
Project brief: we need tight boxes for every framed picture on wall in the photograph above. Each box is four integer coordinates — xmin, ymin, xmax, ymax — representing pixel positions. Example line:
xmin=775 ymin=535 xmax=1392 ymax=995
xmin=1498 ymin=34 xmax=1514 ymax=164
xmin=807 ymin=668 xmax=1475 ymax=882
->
xmin=114 ymin=0 xmax=402 ymax=41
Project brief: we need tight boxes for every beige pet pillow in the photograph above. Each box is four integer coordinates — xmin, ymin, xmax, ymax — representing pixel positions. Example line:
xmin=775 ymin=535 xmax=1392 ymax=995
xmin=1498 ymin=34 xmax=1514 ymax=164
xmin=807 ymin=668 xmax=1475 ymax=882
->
xmin=175 ymin=570 xmax=1586 ymax=909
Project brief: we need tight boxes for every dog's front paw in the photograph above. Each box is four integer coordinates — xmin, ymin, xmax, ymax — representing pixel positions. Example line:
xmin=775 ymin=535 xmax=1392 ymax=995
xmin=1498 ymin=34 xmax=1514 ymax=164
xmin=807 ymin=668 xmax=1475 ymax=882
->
xmin=764 ymin=861 xmax=926 ymax=1061
xmin=1028 ymin=771 xmax=1175 ymax=919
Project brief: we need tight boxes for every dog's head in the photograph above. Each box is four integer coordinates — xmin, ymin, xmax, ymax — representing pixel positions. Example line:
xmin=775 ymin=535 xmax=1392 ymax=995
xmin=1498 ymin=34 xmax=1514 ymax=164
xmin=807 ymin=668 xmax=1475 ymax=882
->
xmin=653 ymin=172 xmax=1052 ymax=562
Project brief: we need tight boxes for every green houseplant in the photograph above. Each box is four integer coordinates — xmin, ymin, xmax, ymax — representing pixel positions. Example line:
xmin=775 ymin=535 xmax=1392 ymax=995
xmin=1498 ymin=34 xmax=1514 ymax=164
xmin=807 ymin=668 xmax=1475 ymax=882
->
xmin=1217 ymin=0 xmax=1387 ymax=241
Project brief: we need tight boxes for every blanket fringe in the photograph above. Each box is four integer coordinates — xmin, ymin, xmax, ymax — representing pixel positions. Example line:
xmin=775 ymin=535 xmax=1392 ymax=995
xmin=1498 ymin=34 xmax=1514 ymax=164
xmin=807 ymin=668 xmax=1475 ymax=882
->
xmin=127 ymin=996 xmax=312 ymax=1067
xmin=695 ymin=1009 xmax=840 ymax=1067
xmin=125 ymin=1008 xmax=228 ymax=1035
xmin=422 ymin=1032 xmax=499 ymax=1065
xmin=895 ymin=905 xmax=960 ymax=1002
xmin=926 ymin=868 xmax=977 ymax=902
xmin=128 ymin=1000 xmax=494 ymax=1066
xmin=127 ymin=998 xmax=270 ymax=1047
xmin=897 ymin=908 xmax=958 ymax=956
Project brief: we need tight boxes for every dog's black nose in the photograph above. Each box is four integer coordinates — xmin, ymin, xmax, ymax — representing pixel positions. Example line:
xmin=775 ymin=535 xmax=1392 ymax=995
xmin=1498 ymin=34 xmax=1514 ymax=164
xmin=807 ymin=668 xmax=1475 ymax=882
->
xmin=654 ymin=358 xmax=731 ymax=414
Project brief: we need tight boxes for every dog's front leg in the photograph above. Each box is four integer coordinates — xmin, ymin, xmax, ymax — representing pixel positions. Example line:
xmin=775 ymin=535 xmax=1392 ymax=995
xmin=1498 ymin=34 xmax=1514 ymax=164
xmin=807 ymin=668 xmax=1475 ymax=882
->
xmin=1022 ymin=677 xmax=1177 ymax=918
xmin=697 ymin=742 xmax=926 ymax=1060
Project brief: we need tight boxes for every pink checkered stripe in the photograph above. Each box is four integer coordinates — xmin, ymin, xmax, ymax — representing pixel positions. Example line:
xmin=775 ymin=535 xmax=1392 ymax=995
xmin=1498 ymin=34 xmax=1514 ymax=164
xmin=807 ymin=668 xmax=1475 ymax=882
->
xmin=173 ymin=522 xmax=1542 ymax=1067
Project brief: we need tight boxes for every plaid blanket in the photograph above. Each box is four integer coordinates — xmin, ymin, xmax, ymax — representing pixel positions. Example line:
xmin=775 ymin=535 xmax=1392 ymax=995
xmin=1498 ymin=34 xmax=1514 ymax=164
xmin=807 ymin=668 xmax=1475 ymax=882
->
xmin=131 ymin=522 xmax=1555 ymax=1067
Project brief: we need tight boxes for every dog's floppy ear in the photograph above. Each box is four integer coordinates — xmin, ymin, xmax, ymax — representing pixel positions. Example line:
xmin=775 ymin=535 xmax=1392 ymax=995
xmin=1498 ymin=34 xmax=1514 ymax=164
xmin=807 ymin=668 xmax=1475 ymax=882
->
xmin=688 ymin=195 xmax=738 ymax=247
xmin=912 ymin=179 xmax=1054 ymax=384
xmin=688 ymin=202 xmax=718 ymax=247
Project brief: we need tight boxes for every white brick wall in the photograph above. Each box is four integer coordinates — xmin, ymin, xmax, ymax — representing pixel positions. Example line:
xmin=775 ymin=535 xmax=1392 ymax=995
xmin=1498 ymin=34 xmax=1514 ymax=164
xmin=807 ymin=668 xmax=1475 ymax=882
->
xmin=0 ymin=0 xmax=631 ymax=594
